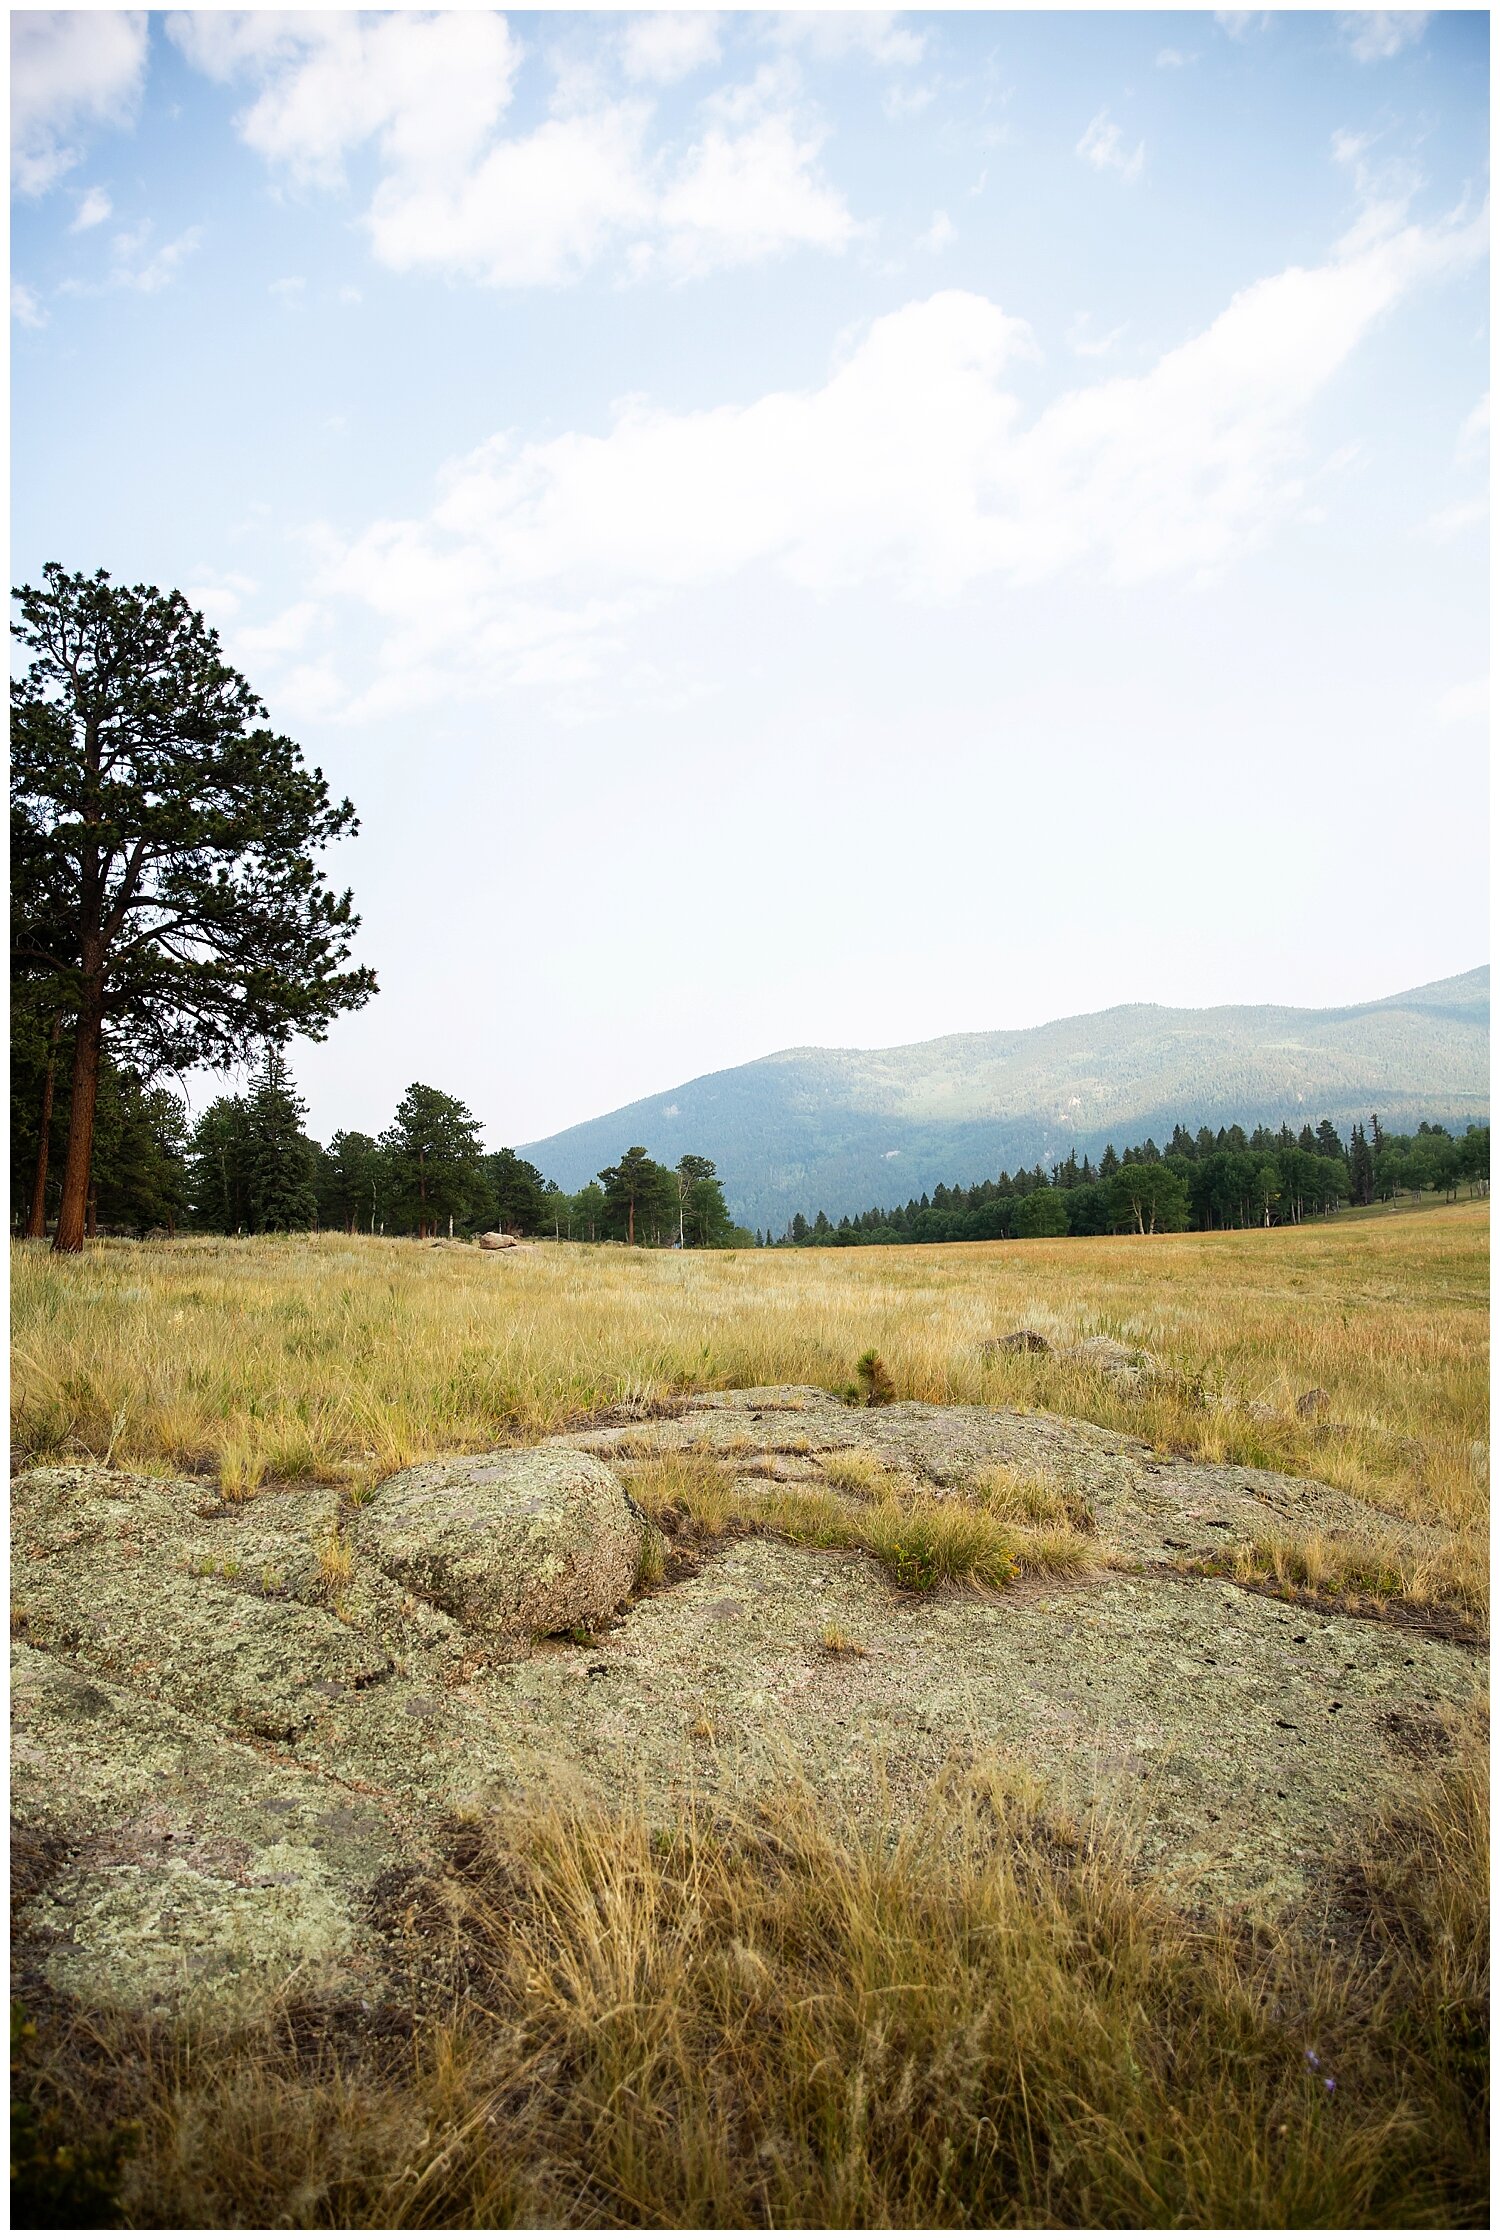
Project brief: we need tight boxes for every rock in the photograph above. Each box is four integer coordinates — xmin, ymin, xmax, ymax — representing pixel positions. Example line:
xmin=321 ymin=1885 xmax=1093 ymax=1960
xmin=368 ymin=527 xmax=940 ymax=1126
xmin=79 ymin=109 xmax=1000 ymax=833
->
xmin=10 ymin=1390 xmax=1483 ymax=2023
xmin=1058 ymin=1335 xmax=1161 ymax=1380
xmin=359 ymin=1449 xmax=643 ymax=1639
xmin=478 ymin=1231 xmax=517 ymax=1251
xmin=982 ymin=1329 xmax=1051 ymax=1356
xmin=10 ymin=1642 xmax=409 ymax=2018
xmin=1296 ymin=1388 xmax=1333 ymax=1419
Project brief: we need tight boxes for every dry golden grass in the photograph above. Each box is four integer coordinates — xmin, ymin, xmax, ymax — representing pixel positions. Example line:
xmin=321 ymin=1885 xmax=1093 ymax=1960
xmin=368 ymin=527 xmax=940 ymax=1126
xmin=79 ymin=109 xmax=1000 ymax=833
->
xmin=8 ymin=1207 xmax=1489 ymax=2226
xmin=14 ymin=1719 xmax=1488 ymax=2230
xmin=1217 ymin=1528 xmax=1490 ymax=1628
xmin=621 ymin=1448 xmax=1090 ymax=1591
xmin=818 ymin=1444 xmax=897 ymax=1497
xmin=12 ymin=1202 xmax=1485 ymax=1610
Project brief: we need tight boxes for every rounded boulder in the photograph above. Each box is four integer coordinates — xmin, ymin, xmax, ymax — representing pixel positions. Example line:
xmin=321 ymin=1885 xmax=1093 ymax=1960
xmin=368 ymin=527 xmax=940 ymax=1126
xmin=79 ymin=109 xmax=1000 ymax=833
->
xmin=361 ymin=1449 xmax=643 ymax=1638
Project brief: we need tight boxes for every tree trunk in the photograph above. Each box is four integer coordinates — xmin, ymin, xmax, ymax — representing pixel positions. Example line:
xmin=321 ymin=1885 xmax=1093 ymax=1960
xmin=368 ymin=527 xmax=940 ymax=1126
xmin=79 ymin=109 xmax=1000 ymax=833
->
xmin=26 ymin=1013 xmax=62 ymax=1239
xmin=52 ymin=974 xmax=104 ymax=1254
xmin=627 ymin=1195 xmax=635 ymax=1247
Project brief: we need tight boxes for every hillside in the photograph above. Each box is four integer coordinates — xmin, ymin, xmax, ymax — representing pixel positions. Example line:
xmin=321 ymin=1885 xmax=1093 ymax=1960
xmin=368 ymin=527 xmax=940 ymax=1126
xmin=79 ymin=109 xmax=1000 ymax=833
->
xmin=521 ymin=967 xmax=1490 ymax=1233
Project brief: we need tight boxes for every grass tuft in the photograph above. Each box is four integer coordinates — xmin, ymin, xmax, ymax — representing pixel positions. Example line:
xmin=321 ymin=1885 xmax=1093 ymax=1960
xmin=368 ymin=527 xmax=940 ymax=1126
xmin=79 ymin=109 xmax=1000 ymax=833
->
xmin=16 ymin=1724 xmax=1487 ymax=2230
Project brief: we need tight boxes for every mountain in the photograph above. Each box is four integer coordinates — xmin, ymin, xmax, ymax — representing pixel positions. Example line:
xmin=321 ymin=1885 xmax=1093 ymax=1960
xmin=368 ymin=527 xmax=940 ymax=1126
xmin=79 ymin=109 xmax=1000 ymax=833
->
xmin=521 ymin=968 xmax=1490 ymax=1234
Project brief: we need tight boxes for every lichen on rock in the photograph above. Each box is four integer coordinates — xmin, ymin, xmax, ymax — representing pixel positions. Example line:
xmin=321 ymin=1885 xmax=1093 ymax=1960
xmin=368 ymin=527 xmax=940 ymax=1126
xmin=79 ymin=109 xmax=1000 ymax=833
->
xmin=9 ymin=1390 xmax=1486 ymax=2026
xmin=358 ymin=1447 xmax=644 ymax=1639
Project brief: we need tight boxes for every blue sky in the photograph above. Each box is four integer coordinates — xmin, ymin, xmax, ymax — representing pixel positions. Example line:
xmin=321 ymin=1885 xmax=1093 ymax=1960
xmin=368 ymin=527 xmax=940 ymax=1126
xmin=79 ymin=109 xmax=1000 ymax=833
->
xmin=12 ymin=9 xmax=1490 ymax=1150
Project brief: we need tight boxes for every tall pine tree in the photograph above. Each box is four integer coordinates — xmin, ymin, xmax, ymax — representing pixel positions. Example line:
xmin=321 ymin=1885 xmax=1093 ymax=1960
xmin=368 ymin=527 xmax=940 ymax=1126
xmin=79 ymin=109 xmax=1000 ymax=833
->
xmin=243 ymin=1048 xmax=317 ymax=1232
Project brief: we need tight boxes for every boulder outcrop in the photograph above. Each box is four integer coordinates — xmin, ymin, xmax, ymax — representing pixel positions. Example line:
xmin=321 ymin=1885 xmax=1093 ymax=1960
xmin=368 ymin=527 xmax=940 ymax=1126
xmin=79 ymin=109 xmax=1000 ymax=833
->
xmin=12 ymin=1390 xmax=1484 ymax=2022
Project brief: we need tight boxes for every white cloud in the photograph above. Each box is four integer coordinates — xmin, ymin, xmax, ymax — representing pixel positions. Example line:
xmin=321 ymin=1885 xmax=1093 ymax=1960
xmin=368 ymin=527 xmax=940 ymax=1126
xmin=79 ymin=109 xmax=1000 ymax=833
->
xmin=184 ymin=571 xmax=258 ymax=626
xmin=653 ymin=110 xmax=858 ymax=275
xmin=170 ymin=10 xmax=860 ymax=286
xmin=767 ymin=13 xmax=926 ymax=69
xmin=12 ymin=10 xmax=148 ymax=195
xmin=372 ymin=103 xmax=654 ymax=286
xmin=1155 ymin=48 xmax=1194 ymax=69
xmin=168 ymin=10 xmax=520 ymax=188
xmin=1331 ymin=126 xmax=1377 ymax=167
xmin=1424 ymin=498 xmax=1487 ymax=540
xmin=883 ymin=80 xmax=935 ymax=121
xmin=1457 ymin=391 xmax=1488 ymax=458
xmin=1339 ymin=12 xmax=1430 ymax=63
xmin=620 ymin=12 xmax=722 ymax=85
xmin=1436 ymin=677 xmax=1488 ymax=724
xmin=1067 ymin=311 xmax=1128 ymax=358
xmin=1076 ymin=111 xmax=1145 ymax=186
xmin=70 ymin=184 xmax=113 ymax=231
xmin=269 ymin=274 xmax=305 ymax=301
xmin=919 ymin=210 xmax=955 ymax=254
xmin=108 ymin=220 xmax=204 ymax=294
xmin=232 ymin=599 xmax=322 ymax=660
xmin=1215 ymin=13 xmax=1270 ymax=40
xmin=11 ymin=281 xmax=47 ymax=329
xmin=301 ymin=197 xmax=1485 ymax=715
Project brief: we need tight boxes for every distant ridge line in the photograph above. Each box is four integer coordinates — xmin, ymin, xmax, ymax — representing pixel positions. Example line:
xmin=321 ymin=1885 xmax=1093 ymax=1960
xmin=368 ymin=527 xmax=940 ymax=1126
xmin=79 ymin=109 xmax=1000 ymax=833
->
xmin=521 ymin=966 xmax=1489 ymax=1233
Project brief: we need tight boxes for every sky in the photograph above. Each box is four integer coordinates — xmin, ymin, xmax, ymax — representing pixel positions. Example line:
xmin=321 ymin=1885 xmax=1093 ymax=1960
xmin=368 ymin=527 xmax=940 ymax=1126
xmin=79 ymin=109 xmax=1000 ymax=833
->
xmin=11 ymin=6 xmax=1491 ymax=1152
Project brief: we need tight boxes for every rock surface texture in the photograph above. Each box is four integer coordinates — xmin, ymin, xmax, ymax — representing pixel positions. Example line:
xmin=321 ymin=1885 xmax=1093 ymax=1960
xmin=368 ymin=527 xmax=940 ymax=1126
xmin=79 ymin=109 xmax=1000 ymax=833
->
xmin=360 ymin=1449 xmax=643 ymax=1640
xmin=12 ymin=1388 xmax=1484 ymax=2020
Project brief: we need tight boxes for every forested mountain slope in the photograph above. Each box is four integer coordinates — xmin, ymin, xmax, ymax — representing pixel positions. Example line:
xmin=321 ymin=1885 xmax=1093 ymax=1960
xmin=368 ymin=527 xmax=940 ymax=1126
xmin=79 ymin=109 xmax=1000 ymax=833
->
xmin=522 ymin=968 xmax=1489 ymax=1233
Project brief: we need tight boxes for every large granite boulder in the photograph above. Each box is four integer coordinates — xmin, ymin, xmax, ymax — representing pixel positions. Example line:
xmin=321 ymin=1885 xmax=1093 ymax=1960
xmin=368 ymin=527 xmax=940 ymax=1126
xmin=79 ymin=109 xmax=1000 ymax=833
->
xmin=359 ymin=1448 xmax=643 ymax=1639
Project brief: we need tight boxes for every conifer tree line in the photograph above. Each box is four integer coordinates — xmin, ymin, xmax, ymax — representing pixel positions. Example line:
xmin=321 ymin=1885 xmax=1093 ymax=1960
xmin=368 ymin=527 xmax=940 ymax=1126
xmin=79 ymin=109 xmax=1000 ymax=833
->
xmin=11 ymin=1040 xmax=743 ymax=1248
xmin=773 ymin=1115 xmax=1490 ymax=1248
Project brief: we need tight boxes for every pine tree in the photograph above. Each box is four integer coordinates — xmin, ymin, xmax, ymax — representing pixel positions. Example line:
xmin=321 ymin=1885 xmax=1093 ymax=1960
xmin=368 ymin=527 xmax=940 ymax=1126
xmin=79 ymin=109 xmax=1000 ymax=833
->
xmin=12 ymin=565 xmax=375 ymax=1252
xmin=1348 ymin=1123 xmax=1375 ymax=1207
xmin=188 ymin=1094 xmax=250 ymax=1231
xmin=382 ymin=1083 xmax=486 ymax=1238
xmin=243 ymin=1047 xmax=317 ymax=1232
xmin=598 ymin=1146 xmax=676 ymax=1246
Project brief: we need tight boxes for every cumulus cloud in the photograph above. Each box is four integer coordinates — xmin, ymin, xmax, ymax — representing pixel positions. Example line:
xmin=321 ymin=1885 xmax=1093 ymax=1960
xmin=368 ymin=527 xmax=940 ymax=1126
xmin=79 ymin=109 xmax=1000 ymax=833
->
xmin=620 ymin=12 xmax=722 ymax=85
xmin=1076 ymin=110 xmax=1145 ymax=185
xmin=1339 ymin=12 xmax=1429 ymax=63
xmin=169 ymin=9 xmax=859 ymax=286
xmin=168 ymin=9 xmax=521 ymax=188
xmin=1215 ymin=13 xmax=1270 ymax=40
xmin=289 ymin=196 xmax=1483 ymax=717
xmin=11 ymin=280 xmax=47 ymax=328
xmin=70 ymin=184 xmax=112 ymax=231
xmin=12 ymin=10 xmax=149 ymax=195
xmin=658 ymin=108 xmax=859 ymax=274
xmin=767 ymin=12 xmax=927 ymax=68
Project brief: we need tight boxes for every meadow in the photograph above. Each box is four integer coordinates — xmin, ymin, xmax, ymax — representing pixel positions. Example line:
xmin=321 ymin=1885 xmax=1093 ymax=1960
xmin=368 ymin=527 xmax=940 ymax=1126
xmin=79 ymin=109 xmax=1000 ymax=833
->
xmin=11 ymin=1198 xmax=1490 ymax=1611
xmin=10 ymin=1202 xmax=1490 ymax=2227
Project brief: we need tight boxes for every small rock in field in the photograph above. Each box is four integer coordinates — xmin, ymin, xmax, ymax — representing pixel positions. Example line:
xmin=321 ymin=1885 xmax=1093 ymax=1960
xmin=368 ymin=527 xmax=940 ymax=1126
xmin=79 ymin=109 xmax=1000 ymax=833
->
xmin=984 ymin=1329 xmax=1052 ymax=1356
xmin=479 ymin=1231 xmax=517 ymax=1251
xmin=1296 ymin=1389 xmax=1333 ymax=1419
xmin=1062 ymin=1335 xmax=1160 ymax=1380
